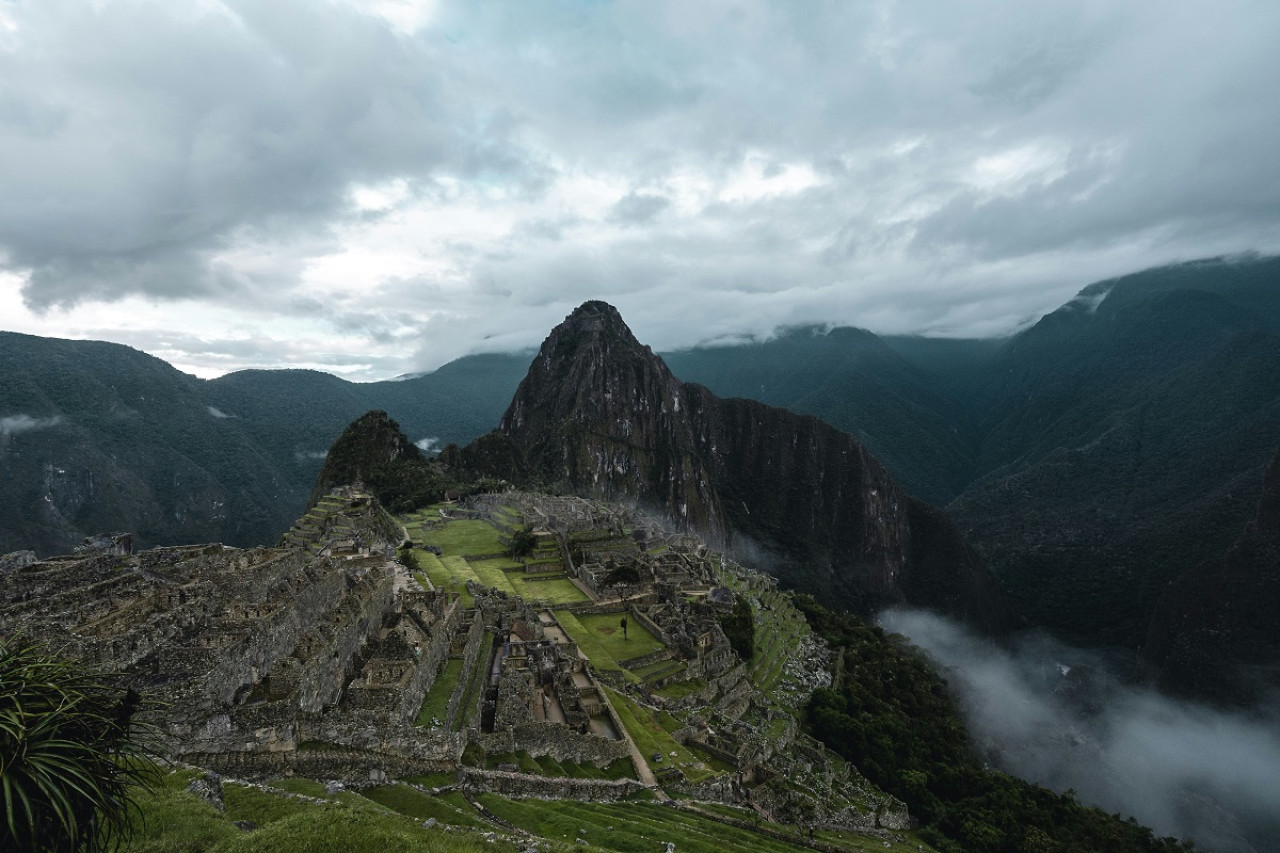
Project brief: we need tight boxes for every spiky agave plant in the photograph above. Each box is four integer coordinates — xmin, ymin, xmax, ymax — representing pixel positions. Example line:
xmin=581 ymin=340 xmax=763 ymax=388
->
xmin=0 ymin=638 xmax=156 ymax=852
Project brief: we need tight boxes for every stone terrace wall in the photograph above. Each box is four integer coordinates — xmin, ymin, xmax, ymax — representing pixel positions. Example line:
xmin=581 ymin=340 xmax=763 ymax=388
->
xmin=459 ymin=768 xmax=645 ymax=802
xmin=183 ymin=745 xmax=457 ymax=786
xmin=475 ymin=721 xmax=628 ymax=767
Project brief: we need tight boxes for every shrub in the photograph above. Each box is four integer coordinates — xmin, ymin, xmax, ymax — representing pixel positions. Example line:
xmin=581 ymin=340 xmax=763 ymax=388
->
xmin=0 ymin=638 xmax=157 ymax=852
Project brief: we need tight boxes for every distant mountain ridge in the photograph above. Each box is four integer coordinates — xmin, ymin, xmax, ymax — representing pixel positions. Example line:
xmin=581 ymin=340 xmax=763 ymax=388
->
xmin=0 ymin=335 xmax=526 ymax=556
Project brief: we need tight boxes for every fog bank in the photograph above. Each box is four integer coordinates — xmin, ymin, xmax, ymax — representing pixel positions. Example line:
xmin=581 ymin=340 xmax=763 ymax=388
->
xmin=881 ymin=609 xmax=1280 ymax=853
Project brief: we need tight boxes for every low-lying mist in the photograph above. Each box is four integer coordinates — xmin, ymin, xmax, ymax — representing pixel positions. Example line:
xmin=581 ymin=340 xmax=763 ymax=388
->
xmin=880 ymin=609 xmax=1280 ymax=853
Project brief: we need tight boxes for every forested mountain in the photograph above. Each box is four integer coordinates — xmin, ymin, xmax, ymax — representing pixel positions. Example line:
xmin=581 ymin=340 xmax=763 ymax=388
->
xmin=668 ymin=256 xmax=1280 ymax=649
xmin=0 ymin=336 xmax=526 ymax=556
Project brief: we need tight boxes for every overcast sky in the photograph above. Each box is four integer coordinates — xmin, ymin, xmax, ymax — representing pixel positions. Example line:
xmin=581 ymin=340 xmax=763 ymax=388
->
xmin=2 ymin=0 xmax=1279 ymax=380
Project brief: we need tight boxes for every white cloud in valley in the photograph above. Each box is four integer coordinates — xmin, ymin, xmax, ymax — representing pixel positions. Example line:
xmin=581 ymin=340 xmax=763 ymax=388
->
xmin=1 ymin=0 xmax=1279 ymax=378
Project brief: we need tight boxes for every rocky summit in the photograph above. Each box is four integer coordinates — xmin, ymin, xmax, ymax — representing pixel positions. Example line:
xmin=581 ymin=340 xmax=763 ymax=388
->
xmin=500 ymin=301 xmax=1020 ymax=635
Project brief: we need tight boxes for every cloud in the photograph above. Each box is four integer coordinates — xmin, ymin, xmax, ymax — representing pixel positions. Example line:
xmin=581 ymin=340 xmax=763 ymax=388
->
xmin=2 ymin=0 xmax=1279 ymax=378
xmin=206 ymin=406 xmax=234 ymax=419
xmin=0 ymin=414 xmax=63 ymax=436
xmin=881 ymin=609 xmax=1280 ymax=853
xmin=414 ymin=437 xmax=439 ymax=453
xmin=607 ymin=192 xmax=671 ymax=226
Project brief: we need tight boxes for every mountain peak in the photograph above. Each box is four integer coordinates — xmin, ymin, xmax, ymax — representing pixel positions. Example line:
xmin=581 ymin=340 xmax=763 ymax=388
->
xmin=497 ymin=302 xmax=1020 ymax=634
xmin=561 ymin=300 xmax=629 ymax=332
xmin=308 ymin=410 xmax=420 ymax=506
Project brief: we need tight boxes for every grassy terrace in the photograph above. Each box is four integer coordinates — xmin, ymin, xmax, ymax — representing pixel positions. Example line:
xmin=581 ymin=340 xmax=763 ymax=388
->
xmin=414 ymin=658 xmax=463 ymax=726
xmin=475 ymin=796 xmax=930 ymax=853
xmin=453 ymin=631 xmax=497 ymax=731
xmin=716 ymin=573 xmax=810 ymax=693
xmin=420 ymin=518 xmax=507 ymax=555
xmin=414 ymin=549 xmax=475 ymax=606
xmin=507 ymin=573 xmax=588 ymax=605
xmin=601 ymin=686 xmax=724 ymax=783
xmin=123 ymin=767 xmax=935 ymax=853
xmin=551 ymin=611 xmax=665 ymax=684
xmin=121 ymin=767 xmax=523 ymax=853
xmin=360 ymin=784 xmax=488 ymax=829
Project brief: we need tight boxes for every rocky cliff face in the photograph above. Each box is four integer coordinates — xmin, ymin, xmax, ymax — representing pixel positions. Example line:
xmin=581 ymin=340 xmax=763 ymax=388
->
xmin=1144 ymin=445 xmax=1280 ymax=705
xmin=500 ymin=301 xmax=1020 ymax=634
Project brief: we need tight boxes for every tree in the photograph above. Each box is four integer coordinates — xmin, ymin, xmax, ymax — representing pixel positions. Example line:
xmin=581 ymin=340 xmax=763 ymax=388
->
xmin=508 ymin=526 xmax=538 ymax=560
xmin=0 ymin=638 xmax=156 ymax=852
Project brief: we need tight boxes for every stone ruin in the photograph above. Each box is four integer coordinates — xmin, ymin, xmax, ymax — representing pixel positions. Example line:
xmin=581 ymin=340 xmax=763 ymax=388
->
xmin=0 ymin=487 xmax=907 ymax=830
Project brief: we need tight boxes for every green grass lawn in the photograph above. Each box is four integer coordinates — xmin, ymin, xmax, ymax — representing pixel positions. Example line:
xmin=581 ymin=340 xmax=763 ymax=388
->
xmin=121 ymin=769 xmax=518 ymax=853
xmin=359 ymin=784 xmax=488 ymax=828
xmin=508 ymin=574 xmax=589 ymax=604
xmin=415 ymin=658 xmax=463 ymax=726
xmin=652 ymin=678 xmax=706 ymax=700
xmin=474 ymin=795 xmax=927 ymax=853
xmin=601 ymin=686 xmax=719 ymax=783
xmin=416 ymin=550 xmax=475 ymax=606
xmin=465 ymin=558 xmax=519 ymax=594
xmin=551 ymin=612 xmax=626 ymax=678
xmin=574 ymin=612 xmax=664 ymax=660
xmin=420 ymin=519 xmax=507 ymax=556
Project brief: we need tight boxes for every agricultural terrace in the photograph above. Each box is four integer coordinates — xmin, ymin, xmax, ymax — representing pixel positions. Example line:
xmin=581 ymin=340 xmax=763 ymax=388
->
xmin=601 ymin=685 xmax=727 ymax=783
xmin=399 ymin=505 xmax=588 ymax=605
xmin=122 ymin=766 xmax=939 ymax=853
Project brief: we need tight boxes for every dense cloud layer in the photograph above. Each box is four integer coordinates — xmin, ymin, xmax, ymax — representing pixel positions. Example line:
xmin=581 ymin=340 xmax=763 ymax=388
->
xmin=2 ymin=0 xmax=1279 ymax=377
xmin=882 ymin=609 xmax=1280 ymax=853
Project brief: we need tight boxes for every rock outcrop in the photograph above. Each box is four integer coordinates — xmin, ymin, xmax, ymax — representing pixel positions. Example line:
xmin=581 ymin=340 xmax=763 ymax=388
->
xmin=1144 ymin=444 xmax=1280 ymax=704
xmin=499 ymin=301 xmax=1020 ymax=634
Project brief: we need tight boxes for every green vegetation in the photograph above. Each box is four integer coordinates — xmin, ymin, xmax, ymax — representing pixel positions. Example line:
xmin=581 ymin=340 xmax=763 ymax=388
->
xmin=717 ymin=593 xmax=755 ymax=660
xmin=121 ymin=770 xmax=517 ymax=852
xmin=795 ymin=596 xmax=1192 ymax=853
xmin=0 ymin=638 xmax=157 ymax=853
xmin=360 ymin=784 xmax=486 ymax=828
xmin=574 ymin=612 xmax=664 ymax=660
xmin=414 ymin=658 xmax=463 ymax=726
xmin=506 ymin=574 xmax=587 ymax=605
xmin=419 ymin=519 xmax=507 ymax=556
xmin=475 ymin=795 xmax=925 ymax=853
xmin=601 ymin=686 xmax=720 ymax=783
xmin=508 ymin=525 xmax=538 ymax=558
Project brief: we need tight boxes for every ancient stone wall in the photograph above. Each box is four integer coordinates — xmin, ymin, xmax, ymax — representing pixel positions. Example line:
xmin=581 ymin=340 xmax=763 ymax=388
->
xmin=458 ymin=768 xmax=645 ymax=801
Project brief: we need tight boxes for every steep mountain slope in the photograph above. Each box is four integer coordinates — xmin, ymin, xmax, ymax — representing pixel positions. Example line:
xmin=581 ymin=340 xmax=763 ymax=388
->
xmin=664 ymin=327 xmax=980 ymax=505
xmin=498 ymin=301 xmax=1020 ymax=634
xmin=0 ymin=333 xmax=295 ymax=555
xmin=1143 ymin=444 xmax=1280 ymax=704
xmin=947 ymin=259 xmax=1280 ymax=646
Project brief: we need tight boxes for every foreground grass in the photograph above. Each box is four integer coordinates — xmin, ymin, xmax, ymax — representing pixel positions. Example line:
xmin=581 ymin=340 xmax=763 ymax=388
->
xmin=121 ymin=770 xmax=519 ymax=853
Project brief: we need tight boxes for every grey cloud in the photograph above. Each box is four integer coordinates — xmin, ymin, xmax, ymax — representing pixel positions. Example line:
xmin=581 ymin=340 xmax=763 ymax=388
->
xmin=0 ymin=414 xmax=63 ymax=436
xmin=0 ymin=0 xmax=508 ymax=309
xmin=206 ymin=407 xmax=233 ymax=419
xmin=4 ymin=0 xmax=1280 ymax=377
xmin=607 ymin=192 xmax=671 ymax=226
